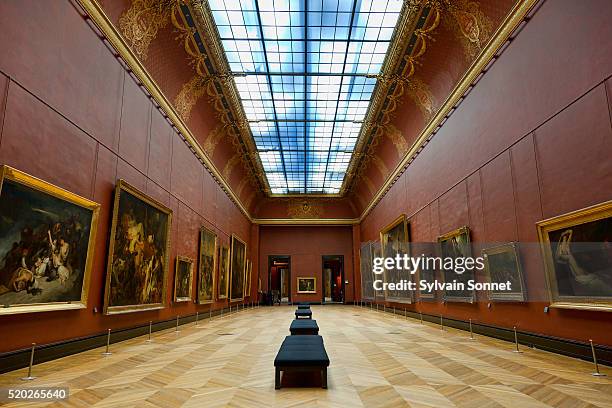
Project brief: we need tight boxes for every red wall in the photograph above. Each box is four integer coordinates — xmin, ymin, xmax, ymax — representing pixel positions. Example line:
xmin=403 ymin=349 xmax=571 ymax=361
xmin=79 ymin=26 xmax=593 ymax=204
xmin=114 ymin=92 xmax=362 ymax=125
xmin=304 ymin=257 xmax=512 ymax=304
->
xmin=0 ymin=0 xmax=253 ymax=353
xmin=360 ymin=0 xmax=612 ymax=345
xmin=258 ymin=226 xmax=355 ymax=303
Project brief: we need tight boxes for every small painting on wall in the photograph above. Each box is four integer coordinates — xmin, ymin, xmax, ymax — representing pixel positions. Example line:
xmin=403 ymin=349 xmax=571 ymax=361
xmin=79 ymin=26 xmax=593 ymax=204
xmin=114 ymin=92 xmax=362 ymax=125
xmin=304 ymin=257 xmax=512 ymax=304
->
xmin=438 ymin=226 xmax=474 ymax=302
xmin=198 ymin=227 xmax=217 ymax=304
xmin=174 ymin=256 xmax=194 ymax=302
xmin=229 ymin=234 xmax=246 ymax=301
xmin=297 ymin=277 xmax=316 ymax=294
xmin=218 ymin=245 xmax=229 ymax=300
xmin=482 ymin=242 xmax=525 ymax=302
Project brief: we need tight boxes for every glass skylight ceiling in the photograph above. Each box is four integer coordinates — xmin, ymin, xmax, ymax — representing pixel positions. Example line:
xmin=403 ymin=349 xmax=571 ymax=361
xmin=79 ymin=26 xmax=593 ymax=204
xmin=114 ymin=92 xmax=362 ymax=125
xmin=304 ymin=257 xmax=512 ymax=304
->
xmin=209 ymin=0 xmax=402 ymax=194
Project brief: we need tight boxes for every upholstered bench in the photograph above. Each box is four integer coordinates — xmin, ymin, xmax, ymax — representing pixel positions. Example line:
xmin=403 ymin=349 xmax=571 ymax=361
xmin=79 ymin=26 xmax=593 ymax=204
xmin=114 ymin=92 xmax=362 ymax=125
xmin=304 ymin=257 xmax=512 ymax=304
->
xmin=295 ymin=309 xmax=312 ymax=319
xmin=290 ymin=319 xmax=319 ymax=335
xmin=297 ymin=304 xmax=310 ymax=310
xmin=274 ymin=335 xmax=329 ymax=389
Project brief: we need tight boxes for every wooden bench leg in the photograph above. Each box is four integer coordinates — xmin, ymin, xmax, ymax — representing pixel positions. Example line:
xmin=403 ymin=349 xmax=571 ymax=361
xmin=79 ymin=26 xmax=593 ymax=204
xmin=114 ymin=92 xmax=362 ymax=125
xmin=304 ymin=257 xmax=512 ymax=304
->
xmin=275 ymin=367 xmax=281 ymax=389
xmin=321 ymin=367 xmax=327 ymax=389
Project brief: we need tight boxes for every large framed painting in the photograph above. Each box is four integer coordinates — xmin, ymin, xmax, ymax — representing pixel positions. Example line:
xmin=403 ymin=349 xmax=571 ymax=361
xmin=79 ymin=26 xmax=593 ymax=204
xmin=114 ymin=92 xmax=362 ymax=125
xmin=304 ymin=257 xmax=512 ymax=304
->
xmin=537 ymin=201 xmax=612 ymax=311
xmin=0 ymin=166 xmax=100 ymax=315
xmin=229 ymin=234 xmax=246 ymax=301
xmin=218 ymin=245 xmax=229 ymax=300
xmin=482 ymin=242 xmax=525 ymax=302
xmin=197 ymin=226 xmax=217 ymax=304
xmin=104 ymin=180 xmax=172 ymax=315
xmin=297 ymin=277 xmax=316 ymax=294
xmin=437 ymin=226 xmax=474 ymax=302
xmin=174 ymin=256 xmax=194 ymax=302
xmin=380 ymin=214 xmax=412 ymax=303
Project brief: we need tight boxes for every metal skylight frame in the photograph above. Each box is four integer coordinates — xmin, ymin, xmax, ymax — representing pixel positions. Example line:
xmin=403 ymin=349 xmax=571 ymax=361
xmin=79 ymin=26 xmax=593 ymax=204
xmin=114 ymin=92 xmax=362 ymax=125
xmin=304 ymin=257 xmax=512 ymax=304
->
xmin=208 ymin=0 xmax=402 ymax=194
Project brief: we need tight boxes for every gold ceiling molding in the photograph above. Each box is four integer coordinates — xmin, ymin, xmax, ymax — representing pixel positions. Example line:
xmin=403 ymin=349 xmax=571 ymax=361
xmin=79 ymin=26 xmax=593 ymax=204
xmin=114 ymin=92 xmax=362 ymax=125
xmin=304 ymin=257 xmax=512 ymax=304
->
xmin=185 ymin=1 xmax=271 ymax=195
xmin=222 ymin=154 xmax=241 ymax=180
xmin=406 ymin=77 xmax=437 ymax=120
xmin=174 ymin=75 xmax=215 ymax=121
xmin=252 ymin=218 xmax=358 ymax=225
xmin=118 ymin=0 xmax=175 ymax=60
xmin=202 ymin=123 xmax=227 ymax=157
xmin=372 ymin=155 xmax=390 ymax=179
xmin=443 ymin=0 xmax=494 ymax=60
xmin=77 ymin=0 xmax=252 ymax=221
xmin=357 ymin=0 xmax=539 ymax=223
xmin=287 ymin=200 xmax=324 ymax=219
xmin=342 ymin=2 xmax=440 ymax=194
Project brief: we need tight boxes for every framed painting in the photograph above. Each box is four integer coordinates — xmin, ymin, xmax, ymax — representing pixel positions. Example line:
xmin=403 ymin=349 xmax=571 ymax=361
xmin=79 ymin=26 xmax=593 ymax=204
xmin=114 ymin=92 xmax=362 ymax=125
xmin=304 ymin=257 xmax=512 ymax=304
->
xmin=229 ymin=234 xmax=246 ymax=301
xmin=359 ymin=241 xmax=375 ymax=301
xmin=174 ymin=256 xmax=194 ymax=302
xmin=380 ymin=214 xmax=412 ymax=303
xmin=197 ymin=226 xmax=217 ymax=304
xmin=482 ymin=242 xmax=525 ymax=302
xmin=104 ymin=180 xmax=172 ymax=315
xmin=218 ymin=245 xmax=229 ymax=300
xmin=0 ymin=166 xmax=100 ymax=315
xmin=415 ymin=242 xmax=436 ymax=301
xmin=537 ymin=201 xmax=612 ymax=311
xmin=297 ymin=277 xmax=316 ymax=294
xmin=244 ymin=260 xmax=251 ymax=298
xmin=437 ymin=226 xmax=474 ymax=303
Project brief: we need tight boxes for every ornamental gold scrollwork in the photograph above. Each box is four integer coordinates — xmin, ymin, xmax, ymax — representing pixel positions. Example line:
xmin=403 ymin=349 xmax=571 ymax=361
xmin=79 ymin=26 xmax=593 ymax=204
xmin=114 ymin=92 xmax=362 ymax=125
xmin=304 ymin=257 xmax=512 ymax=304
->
xmin=119 ymin=0 xmax=179 ymax=61
xmin=287 ymin=199 xmax=324 ymax=219
xmin=222 ymin=154 xmax=241 ymax=181
xmin=442 ymin=0 xmax=493 ymax=60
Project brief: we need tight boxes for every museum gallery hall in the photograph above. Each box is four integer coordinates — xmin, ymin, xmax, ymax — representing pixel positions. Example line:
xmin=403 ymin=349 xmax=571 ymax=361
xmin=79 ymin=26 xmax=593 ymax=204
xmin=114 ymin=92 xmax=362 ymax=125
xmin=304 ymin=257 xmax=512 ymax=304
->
xmin=0 ymin=0 xmax=611 ymax=407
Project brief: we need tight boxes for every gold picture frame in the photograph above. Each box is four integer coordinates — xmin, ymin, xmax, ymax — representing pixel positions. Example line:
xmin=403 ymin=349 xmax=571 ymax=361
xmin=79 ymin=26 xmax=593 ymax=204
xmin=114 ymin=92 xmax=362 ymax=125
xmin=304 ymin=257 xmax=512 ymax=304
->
xmin=537 ymin=200 xmax=612 ymax=311
xmin=0 ymin=166 xmax=100 ymax=315
xmin=380 ymin=214 xmax=412 ymax=303
xmin=174 ymin=256 xmax=194 ymax=302
xmin=243 ymin=260 xmax=250 ymax=298
xmin=103 ymin=180 xmax=172 ymax=315
xmin=437 ymin=226 xmax=474 ymax=303
xmin=229 ymin=234 xmax=246 ymax=301
xmin=218 ymin=245 xmax=229 ymax=300
xmin=482 ymin=242 xmax=526 ymax=302
xmin=197 ymin=226 xmax=217 ymax=304
xmin=297 ymin=277 xmax=317 ymax=294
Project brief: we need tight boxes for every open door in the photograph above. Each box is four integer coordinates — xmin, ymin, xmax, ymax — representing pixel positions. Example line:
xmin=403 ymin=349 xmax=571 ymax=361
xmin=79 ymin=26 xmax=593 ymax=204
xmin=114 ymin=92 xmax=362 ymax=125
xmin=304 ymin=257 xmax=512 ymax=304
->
xmin=268 ymin=256 xmax=291 ymax=304
xmin=322 ymin=255 xmax=344 ymax=304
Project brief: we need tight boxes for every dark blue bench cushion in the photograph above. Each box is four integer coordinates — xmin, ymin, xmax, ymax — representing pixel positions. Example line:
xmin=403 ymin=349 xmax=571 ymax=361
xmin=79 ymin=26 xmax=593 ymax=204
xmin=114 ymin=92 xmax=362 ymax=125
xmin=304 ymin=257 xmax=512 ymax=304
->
xmin=297 ymin=305 xmax=310 ymax=309
xmin=295 ymin=309 xmax=312 ymax=316
xmin=275 ymin=335 xmax=329 ymax=367
xmin=290 ymin=319 xmax=319 ymax=331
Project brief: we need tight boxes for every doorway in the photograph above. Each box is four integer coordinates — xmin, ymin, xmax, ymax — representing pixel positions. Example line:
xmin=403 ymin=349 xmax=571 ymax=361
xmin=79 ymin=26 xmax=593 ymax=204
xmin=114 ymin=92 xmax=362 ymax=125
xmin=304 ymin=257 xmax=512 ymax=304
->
xmin=322 ymin=255 xmax=344 ymax=304
xmin=268 ymin=256 xmax=291 ymax=304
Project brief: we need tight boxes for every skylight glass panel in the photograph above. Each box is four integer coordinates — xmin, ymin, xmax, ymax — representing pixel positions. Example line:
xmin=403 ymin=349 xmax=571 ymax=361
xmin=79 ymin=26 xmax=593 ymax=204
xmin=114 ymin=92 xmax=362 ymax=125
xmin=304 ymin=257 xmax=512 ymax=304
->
xmin=209 ymin=0 xmax=402 ymax=194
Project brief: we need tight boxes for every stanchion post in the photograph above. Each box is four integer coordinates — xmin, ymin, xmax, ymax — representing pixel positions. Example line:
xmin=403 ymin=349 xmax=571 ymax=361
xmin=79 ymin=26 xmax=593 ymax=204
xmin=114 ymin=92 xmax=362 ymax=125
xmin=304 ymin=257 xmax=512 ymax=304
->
xmin=21 ymin=343 xmax=37 ymax=381
xmin=195 ymin=312 xmax=199 ymax=327
xmin=590 ymin=339 xmax=606 ymax=377
xmin=146 ymin=321 xmax=152 ymax=343
xmin=419 ymin=312 xmax=423 ymax=324
xmin=102 ymin=329 xmax=112 ymax=356
xmin=440 ymin=315 xmax=444 ymax=331
xmin=513 ymin=326 xmax=522 ymax=353
xmin=175 ymin=315 xmax=180 ymax=333
xmin=469 ymin=319 xmax=475 ymax=340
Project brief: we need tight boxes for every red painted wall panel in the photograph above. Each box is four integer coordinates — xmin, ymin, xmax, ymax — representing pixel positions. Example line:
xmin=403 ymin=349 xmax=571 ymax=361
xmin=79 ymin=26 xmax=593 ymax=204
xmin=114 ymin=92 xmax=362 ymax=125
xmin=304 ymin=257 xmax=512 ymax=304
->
xmin=259 ymin=226 xmax=354 ymax=303
xmin=359 ymin=0 xmax=612 ymax=345
xmin=0 ymin=0 xmax=251 ymax=353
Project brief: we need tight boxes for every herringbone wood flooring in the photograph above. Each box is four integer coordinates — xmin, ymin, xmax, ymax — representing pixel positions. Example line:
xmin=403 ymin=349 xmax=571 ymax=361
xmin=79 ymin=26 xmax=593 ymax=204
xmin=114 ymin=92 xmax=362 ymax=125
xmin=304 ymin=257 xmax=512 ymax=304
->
xmin=1 ymin=305 xmax=610 ymax=407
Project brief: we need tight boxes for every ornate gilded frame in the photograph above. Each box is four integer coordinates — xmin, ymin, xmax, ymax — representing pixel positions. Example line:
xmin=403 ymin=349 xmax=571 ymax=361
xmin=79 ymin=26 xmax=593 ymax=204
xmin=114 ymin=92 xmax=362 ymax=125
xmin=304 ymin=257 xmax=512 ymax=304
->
xmin=218 ymin=245 xmax=230 ymax=300
xmin=380 ymin=214 xmax=412 ymax=303
xmin=437 ymin=226 xmax=474 ymax=303
xmin=244 ymin=259 xmax=252 ymax=298
xmin=229 ymin=234 xmax=246 ymax=302
xmin=103 ymin=179 xmax=172 ymax=315
xmin=174 ymin=255 xmax=194 ymax=303
xmin=0 ymin=166 xmax=100 ymax=315
xmin=198 ymin=226 xmax=218 ymax=304
xmin=537 ymin=201 xmax=612 ymax=312
xmin=482 ymin=242 xmax=525 ymax=302
xmin=297 ymin=277 xmax=317 ymax=294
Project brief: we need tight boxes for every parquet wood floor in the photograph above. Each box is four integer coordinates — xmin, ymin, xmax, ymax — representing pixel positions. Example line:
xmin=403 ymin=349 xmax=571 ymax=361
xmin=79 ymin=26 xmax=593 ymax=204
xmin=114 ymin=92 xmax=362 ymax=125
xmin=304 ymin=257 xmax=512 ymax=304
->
xmin=1 ymin=305 xmax=610 ymax=407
